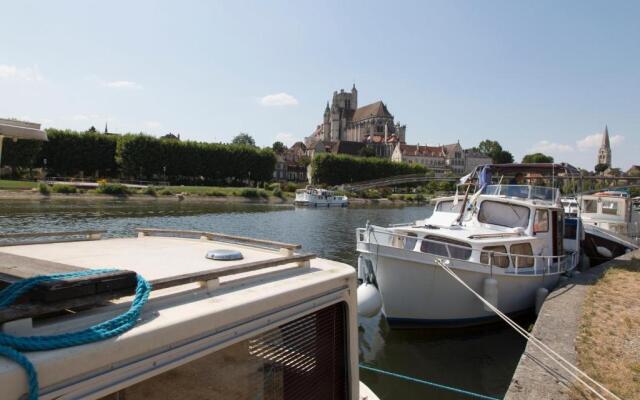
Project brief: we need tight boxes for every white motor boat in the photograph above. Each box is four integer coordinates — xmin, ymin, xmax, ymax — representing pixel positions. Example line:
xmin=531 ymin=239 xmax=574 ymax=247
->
xmin=578 ymin=190 xmax=639 ymax=264
xmin=295 ymin=186 xmax=348 ymax=207
xmin=0 ymin=228 xmax=377 ymax=400
xmin=356 ymin=164 xmax=580 ymax=327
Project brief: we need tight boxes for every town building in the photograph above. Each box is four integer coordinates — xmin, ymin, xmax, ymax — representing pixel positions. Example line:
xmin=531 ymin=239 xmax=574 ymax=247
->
xmin=305 ymin=85 xmax=406 ymax=158
xmin=273 ymin=142 xmax=308 ymax=182
xmin=391 ymin=141 xmax=492 ymax=174
xmin=597 ymin=125 xmax=612 ymax=168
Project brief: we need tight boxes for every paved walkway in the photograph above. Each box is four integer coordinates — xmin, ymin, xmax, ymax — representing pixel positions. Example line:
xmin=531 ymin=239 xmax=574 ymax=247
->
xmin=505 ymin=249 xmax=639 ymax=399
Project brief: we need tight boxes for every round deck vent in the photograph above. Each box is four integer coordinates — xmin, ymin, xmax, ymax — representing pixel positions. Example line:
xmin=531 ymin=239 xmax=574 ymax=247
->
xmin=206 ymin=249 xmax=244 ymax=261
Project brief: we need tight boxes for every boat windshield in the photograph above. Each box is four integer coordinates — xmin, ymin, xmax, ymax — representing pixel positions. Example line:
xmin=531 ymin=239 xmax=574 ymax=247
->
xmin=478 ymin=200 xmax=530 ymax=228
xmin=436 ymin=200 xmax=463 ymax=213
xmin=482 ymin=185 xmax=556 ymax=201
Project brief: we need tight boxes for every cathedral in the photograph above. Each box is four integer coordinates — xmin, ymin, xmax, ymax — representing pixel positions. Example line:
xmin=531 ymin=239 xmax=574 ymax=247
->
xmin=597 ymin=125 xmax=612 ymax=168
xmin=306 ymin=85 xmax=406 ymax=157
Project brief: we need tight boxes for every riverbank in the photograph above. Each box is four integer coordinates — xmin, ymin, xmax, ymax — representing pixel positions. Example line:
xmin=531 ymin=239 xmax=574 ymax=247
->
xmin=505 ymin=249 xmax=640 ymax=400
xmin=0 ymin=188 xmax=429 ymax=206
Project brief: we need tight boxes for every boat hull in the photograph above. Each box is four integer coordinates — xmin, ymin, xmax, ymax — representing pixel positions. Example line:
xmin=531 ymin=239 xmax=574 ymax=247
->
xmin=360 ymin=251 xmax=561 ymax=327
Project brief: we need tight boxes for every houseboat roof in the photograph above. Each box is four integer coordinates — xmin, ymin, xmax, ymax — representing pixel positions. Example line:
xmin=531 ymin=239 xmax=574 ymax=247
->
xmin=0 ymin=230 xmax=356 ymax=399
xmin=470 ymin=163 xmax=581 ymax=177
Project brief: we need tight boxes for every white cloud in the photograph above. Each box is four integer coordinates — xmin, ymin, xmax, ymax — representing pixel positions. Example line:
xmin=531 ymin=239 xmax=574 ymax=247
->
xmin=103 ymin=80 xmax=142 ymax=89
xmin=530 ymin=140 xmax=573 ymax=153
xmin=260 ymin=92 xmax=298 ymax=107
xmin=0 ymin=64 xmax=44 ymax=81
xmin=72 ymin=114 xmax=90 ymax=121
xmin=275 ymin=132 xmax=298 ymax=146
xmin=576 ymin=132 xmax=624 ymax=151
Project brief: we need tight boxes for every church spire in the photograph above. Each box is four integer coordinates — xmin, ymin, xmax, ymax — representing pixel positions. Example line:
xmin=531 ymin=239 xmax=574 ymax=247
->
xmin=104 ymin=122 xmax=108 ymax=134
xmin=602 ymin=125 xmax=610 ymax=149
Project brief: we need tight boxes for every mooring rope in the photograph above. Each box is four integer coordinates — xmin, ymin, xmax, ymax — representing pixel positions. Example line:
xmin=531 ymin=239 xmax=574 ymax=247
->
xmin=0 ymin=269 xmax=152 ymax=400
xmin=433 ymin=258 xmax=621 ymax=400
xmin=360 ymin=363 xmax=500 ymax=400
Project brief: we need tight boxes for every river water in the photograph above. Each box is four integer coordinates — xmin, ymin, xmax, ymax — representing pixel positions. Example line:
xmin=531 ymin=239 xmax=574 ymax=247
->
xmin=0 ymin=199 xmax=528 ymax=399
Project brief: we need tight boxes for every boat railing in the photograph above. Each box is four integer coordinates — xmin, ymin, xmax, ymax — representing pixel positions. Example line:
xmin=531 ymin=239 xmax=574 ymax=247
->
xmin=357 ymin=227 xmax=577 ymax=275
xmin=482 ymin=184 xmax=560 ymax=202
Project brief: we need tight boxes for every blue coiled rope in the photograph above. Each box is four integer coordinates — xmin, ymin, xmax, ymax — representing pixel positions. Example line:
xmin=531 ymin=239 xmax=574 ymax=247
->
xmin=0 ymin=269 xmax=151 ymax=400
xmin=360 ymin=363 xmax=501 ymax=400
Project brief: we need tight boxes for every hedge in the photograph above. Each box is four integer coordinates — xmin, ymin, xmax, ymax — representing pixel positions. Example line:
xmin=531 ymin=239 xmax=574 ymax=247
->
xmin=311 ymin=153 xmax=428 ymax=185
xmin=2 ymin=129 xmax=276 ymax=184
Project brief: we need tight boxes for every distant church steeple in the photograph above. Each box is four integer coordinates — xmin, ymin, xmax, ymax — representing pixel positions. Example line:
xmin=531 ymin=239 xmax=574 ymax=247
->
xmin=597 ymin=125 xmax=612 ymax=168
xmin=104 ymin=123 xmax=108 ymax=134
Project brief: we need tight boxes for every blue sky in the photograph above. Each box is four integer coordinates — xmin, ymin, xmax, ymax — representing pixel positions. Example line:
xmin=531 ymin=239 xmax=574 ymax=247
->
xmin=1 ymin=0 xmax=638 ymax=170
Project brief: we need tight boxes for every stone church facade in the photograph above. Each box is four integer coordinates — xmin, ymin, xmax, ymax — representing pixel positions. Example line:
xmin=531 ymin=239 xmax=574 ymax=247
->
xmin=305 ymin=85 xmax=406 ymax=157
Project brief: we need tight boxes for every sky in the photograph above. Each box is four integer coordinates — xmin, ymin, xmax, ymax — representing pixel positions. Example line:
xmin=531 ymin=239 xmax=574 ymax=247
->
xmin=1 ymin=0 xmax=638 ymax=170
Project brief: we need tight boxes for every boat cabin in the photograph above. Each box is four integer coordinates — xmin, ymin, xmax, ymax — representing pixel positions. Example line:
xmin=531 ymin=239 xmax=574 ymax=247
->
xmin=579 ymin=192 xmax=636 ymax=237
xmin=0 ymin=229 xmax=370 ymax=400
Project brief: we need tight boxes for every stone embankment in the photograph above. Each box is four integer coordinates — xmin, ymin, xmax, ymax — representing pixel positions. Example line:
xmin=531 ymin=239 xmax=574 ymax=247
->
xmin=505 ymin=249 xmax=640 ymax=399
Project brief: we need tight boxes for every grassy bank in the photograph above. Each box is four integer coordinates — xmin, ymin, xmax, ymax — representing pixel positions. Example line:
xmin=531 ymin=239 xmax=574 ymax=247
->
xmin=574 ymin=258 xmax=640 ymax=399
xmin=0 ymin=179 xmax=38 ymax=190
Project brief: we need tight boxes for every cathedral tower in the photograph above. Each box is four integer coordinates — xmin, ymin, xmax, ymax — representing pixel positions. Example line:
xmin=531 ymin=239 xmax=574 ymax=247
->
xmin=597 ymin=125 xmax=612 ymax=168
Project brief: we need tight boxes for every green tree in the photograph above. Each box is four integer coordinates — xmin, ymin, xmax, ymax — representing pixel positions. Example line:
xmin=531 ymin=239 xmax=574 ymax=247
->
xmin=232 ymin=133 xmax=256 ymax=147
xmin=522 ymin=153 xmax=554 ymax=163
xmin=0 ymin=137 xmax=43 ymax=177
xmin=358 ymin=146 xmax=376 ymax=157
xmin=494 ymin=150 xmax=514 ymax=164
xmin=477 ymin=140 xmax=514 ymax=164
xmin=594 ymin=163 xmax=608 ymax=174
xmin=272 ymin=141 xmax=286 ymax=154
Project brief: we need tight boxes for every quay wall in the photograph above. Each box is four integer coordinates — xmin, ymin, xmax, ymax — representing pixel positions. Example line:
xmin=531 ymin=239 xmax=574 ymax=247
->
xmin=505 ymin=249 xmax=640 ymax=399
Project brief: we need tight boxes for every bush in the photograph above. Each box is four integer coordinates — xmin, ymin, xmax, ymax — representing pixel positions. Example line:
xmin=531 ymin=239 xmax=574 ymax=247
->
xmin=38 ymin=182 xmax=50 ymax=195
xmin=239 ymin=188 xmax=268 ymax=198
xmin=311 ymin=153 xmax=428 ymax=185
xmin=361 ymin=189 xmax=381 ymax=199
xmin=142 ymin=186 xmax=157 ymax=196
xmin=415 ymin=193 xmax=426 ymax=202
xmin=267 ymin=182 xmax=281 ymax=191
xmin=205 ymin=189 xmax=227 ymax=197
xmin=51 ymin=184 xmax=77 ymax=194
xmin=159 ymin=188 xmax=173 ymax=196
xmin=283 ymin=182 xmax=300 ymax=192
xmin=273 ymin=187 xmax=283 ymax=198
xmin=96 ymin=183 xmax=131 ymax=196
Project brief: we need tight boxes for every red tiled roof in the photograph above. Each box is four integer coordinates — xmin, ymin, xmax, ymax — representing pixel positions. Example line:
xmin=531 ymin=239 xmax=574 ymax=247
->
xmin=398 ymin=144 xmax=443 ymax=157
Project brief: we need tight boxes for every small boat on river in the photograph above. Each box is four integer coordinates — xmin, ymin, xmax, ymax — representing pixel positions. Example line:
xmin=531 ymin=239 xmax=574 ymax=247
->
xmin=356 ymin=164 xmax=581 ymax=327
xmin=0 ymin=228 xmax=376 ymax=400
xmin=295 ymin=186 xmax=348 ymax=207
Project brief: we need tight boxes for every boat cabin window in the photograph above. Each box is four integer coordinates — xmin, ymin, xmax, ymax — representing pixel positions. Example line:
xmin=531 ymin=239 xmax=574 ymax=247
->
xmin=601 ymin=200 xmax=619 ymax=216
xmin=436 ymin=200 xmax=463 ymax=213
xmin=564 ymin=218 xmax=578 ymax=239
xmin=479 ymin=245 xmax=510 ymax=268
xmin=533 ymin=209 xmax=549 ymax=233
xmin=583 ymin=199 xmax=598 ymax=213
xmin=99 ymin=303 xmax=348 ymax=400
xmin=420 ymin=235 xmax=472 ymax=260
xmin=510 ymin=243 xmax=534 ymax=268
xmin=477 ymin=201 xmax=530 ymax=229
xmin=394 ymin=232 xmax=418 ymax=250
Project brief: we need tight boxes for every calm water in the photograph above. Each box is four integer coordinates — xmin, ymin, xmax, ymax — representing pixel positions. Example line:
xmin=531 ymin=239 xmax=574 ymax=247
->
xmin=0 ymin=199 xmax=528 ymax=399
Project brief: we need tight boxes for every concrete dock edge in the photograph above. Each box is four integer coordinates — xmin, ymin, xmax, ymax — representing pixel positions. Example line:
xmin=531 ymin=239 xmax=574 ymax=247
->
xmin=505 ymin=249 xmax=640 ymax=400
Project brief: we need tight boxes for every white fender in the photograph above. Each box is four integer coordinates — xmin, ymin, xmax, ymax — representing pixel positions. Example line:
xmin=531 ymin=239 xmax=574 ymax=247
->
xmin=483 ymin=278 xmax=498 ymax=312
xmin=357 ymin=283 xmax=382 ymax=318
xmin=535 ymin=287 xmax=549 ymax=315
xmin=596 ymin=246 xmax=613 ymax=259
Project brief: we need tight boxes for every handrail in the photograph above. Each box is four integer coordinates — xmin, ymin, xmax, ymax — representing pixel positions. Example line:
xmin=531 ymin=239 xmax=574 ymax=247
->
xmin=135 ymin=228 xmax=301 ymax=250
xmin=0 ymin=230 xmax=105 ymax=247
xmin=358 ymin=227 xmax=576 ymax=274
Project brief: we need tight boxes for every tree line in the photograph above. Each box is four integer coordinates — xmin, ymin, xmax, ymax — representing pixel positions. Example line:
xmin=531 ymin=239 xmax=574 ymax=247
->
xmin=311 ymin=153 xmax=428 ymax=185
xmin=0 ymin=129 xmax=276 ymax=184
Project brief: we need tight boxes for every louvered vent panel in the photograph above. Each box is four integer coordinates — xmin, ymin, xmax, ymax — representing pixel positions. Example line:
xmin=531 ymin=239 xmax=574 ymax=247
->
xmin=249 ymin=302 xmax=348 ymax=400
